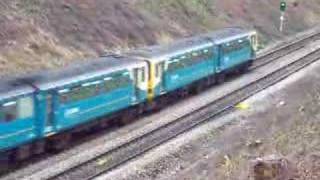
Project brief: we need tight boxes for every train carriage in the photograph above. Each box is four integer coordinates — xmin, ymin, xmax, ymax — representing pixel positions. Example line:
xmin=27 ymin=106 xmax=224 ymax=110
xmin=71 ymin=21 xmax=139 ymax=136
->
xmin=129 ymin=36 xmax=217 ymax=100
xmin=33 ymin=56 xmax=148 ymax=135
xmin=205 ymin=28 xmax=258 ymax=75
xmin=130 ymin=28 xmax=257 ymax=102
xmin=0 ymin=56 xmax=148 ymax=158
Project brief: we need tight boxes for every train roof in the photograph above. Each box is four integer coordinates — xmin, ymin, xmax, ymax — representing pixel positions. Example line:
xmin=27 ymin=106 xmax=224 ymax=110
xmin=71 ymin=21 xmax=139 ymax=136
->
xmin=128 ymin=36 xmax=213 ymax=62
xmin=0 ymin=56 xmax=146 ymax=98
xmin=128 ymin=27 xmax=255 ymax=62
xmin=32 ymin=56 xmax=146 ymax=90
xmin=204 ymin=27 xmax=256 ymax=44
xmin=0 ymin=78 xmax=35 ymax=101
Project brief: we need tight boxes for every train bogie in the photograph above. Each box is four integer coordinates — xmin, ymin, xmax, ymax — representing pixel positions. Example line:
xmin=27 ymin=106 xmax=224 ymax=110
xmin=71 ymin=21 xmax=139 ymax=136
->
xmin=35 ymin=57 xmax=148 ymax=134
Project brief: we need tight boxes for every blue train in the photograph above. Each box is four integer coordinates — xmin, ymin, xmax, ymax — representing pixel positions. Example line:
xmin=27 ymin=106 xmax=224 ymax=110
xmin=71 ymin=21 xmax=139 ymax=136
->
xmin=0 ymin=28 xmax=257 ymax=160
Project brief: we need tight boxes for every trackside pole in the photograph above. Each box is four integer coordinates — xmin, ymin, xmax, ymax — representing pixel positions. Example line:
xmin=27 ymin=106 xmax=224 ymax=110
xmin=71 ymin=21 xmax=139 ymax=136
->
xmin=279 ymin=11 xmax=285 ymax=32
xmin=279 ymin=1 xmax=287 ymax=33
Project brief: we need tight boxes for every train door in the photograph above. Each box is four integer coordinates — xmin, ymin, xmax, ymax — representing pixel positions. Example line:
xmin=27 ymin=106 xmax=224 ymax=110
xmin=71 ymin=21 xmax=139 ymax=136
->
xmin=216 ymin=44 xmax=224 ymax=73
xmin=133 ymin=67 xmax=148 ymax=102
xmin=211 ymin=46 xmax=219 ymax=74
xmin=155 ymin=62 xmax=165 ymax=93
xmin=251 ymin=34 xmax=258 ymax=51
xmin=45 ymin=94 xmax=54 ymax=132
xmin=133 ymin=68 xmax=140 ymax=101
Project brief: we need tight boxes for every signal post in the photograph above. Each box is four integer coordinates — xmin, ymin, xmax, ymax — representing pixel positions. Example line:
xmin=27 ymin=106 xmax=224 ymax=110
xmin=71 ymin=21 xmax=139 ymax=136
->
xmin=279 ymin=1 xmax=287 ymax=32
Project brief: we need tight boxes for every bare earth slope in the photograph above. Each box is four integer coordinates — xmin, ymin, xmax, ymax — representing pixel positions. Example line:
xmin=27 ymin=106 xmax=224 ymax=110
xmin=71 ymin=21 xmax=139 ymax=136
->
xmin=1 ymin=0 xmax=320 ymax=76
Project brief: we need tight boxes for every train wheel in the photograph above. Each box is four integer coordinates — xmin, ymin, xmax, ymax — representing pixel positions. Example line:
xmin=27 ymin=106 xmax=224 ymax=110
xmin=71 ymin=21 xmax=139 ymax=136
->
xmin=193 ymin=82 xmax=205 ymax=94
xmin=14 ymin=144 xmax=32 ymax=161
xmin=119 ymin=109 xmax=135 ymax=125
xmin=99 ymin=119 xmax=110 ymax=129
xmin=208 ymin=76 xmax=216 ymax=86
xmin=33 ymin=141 xmax=46 ymax=155
xmin=159 ymin=96 xmax=169 ymax=109
xmin=0 ymin=152 xmax=10 ymax=172
xmin=216 ymin=74 xmax=226 ymax=84
xmin=240 ymin=64 xmax=249 ymax=73
xmin=48 ymin=133 xmax=71 ymax=152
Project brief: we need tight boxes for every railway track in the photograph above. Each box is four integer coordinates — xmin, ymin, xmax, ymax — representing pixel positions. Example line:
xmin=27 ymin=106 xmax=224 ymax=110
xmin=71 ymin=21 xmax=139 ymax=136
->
xmin=252 ymin=29 xmax=320 ymax=69
xmin=48 ymin=44 xmax=320 ymax=179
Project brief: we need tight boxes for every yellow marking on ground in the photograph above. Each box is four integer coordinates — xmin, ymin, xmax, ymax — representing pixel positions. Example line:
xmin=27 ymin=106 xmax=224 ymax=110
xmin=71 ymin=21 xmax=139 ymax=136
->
xmin=235 ymin=102 xmax=250 ymax=110
xmin=96 ymin=157 xmax=111 ymax=166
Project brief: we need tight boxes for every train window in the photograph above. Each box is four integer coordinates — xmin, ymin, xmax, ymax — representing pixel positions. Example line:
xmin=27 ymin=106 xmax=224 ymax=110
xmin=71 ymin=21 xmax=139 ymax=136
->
xmin=59 ymin=81 xmax=102 ymax=103
xmin=209 ymin=49 xmax=214 ymax=58
xmin=155 ymin=64 xmax=160 ymax=77
xmin=46 ymin=94 xmax=53 ymax=126
xmin=203 ymin=50 xmax=210 ymax=59
xmin=187 ymin=49 xmax=210 ymax=65
xmin=82 ymin=80 xmax=102 ymax=87
xmin=118 ymin=74 xmax=131 ymax=86
xmin=104 ymin=73 xmax=131 ymax=93
xmin=168 ymin=49 xmax=211 ymax=72
xmin=234 ymin=42 xmax=242 ymax=51
xmin=80 ymin=86 xmax=98 ymax=98
xmin=17 ymin=97 xmax=34 ymax=119
xmin=58 ymin=89 xmax=69 ymax=103
xmin=141 ymin=68 xmax=145 ymax=82
xmin=59 ymin=87 xmax=78 ymax=103
xmin=168 ymin=58 xmax=181 ymax=72
xmin=0 ymin=111 xmax=3 ymax=122
xmin=244 ymin=39 xmax=251 ymax=46
xmin=223 ymin=40 xmax=241 ymax=54
xmin=222 ymin=45 xmax=229 ymax=54
xmin=200 ymin=49 xmax=208 ymax=59
xmin=203 ymin=49 xmax=214 ymax=59
xmin=155 ymin=65 xmax=159 ymax=77
xmin=104 ymin=77 xmax=117 ymax=92
xmin=184 ymin=53 xmax=193 ymax=66
xmin=237 ymin=39 xmax=250 ymax=50
xmin=0 ymin=101 xmax=17 ymax=122
xmin=195 ymin=51 xmax=205 ymax=62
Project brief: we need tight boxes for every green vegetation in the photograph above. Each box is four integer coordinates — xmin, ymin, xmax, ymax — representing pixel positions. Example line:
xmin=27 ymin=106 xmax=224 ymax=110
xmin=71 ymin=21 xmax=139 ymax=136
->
xmin=1 ymin=0 xmax=320 ymax=76
xmin=16 ymin=0 xmax=42 ymax=16
xmin=137 ymin=0 xmax=214 ymax=29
